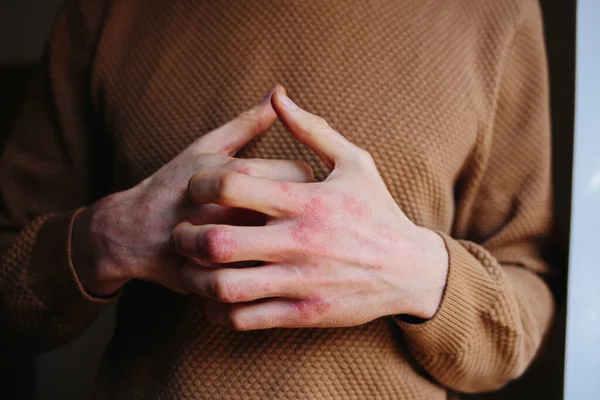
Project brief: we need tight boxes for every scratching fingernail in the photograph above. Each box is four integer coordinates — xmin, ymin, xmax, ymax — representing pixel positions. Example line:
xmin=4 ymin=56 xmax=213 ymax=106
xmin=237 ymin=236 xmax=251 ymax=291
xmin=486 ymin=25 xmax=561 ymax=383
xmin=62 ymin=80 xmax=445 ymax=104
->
xmin=278 ymin=93 xmax=299 ymax=111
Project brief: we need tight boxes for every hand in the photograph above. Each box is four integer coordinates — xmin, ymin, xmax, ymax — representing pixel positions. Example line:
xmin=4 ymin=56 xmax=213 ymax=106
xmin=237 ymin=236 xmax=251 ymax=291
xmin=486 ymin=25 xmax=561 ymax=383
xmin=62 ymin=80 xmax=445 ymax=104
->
xmin=171 ymin=91 xmax=449 ymax=330
xmin=72 ymin=86 xmax=314 ymax=296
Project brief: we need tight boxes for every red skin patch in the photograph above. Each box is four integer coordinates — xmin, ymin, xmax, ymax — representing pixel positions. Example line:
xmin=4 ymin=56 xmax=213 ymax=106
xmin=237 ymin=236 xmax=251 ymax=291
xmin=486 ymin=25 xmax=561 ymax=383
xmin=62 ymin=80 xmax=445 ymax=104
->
xmin=276 ymin=181 xmax=303 ymax=204
xmin=342 ymin=195 xmax=371 ymax=220
xmin=292 ymin=297 xmax=331 ymax=320
xmin=290 ymin=197 xmax=330 ymax=251
xmin=234 ymin=166 xmax=251 ymax=175
xmin=204 ymin=228 xmax=236 ymax=262
xmin=278 ymin=181 xmax=291 ymax=193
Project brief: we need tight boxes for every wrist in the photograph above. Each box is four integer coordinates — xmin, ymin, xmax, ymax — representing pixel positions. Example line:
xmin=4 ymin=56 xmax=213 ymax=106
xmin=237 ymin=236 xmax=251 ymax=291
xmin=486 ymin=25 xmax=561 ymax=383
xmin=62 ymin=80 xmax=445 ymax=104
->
xmin=71 ymin=193 xmax=132 ymax=296
xmin=405 ymin=227 xmax=449 ymax=320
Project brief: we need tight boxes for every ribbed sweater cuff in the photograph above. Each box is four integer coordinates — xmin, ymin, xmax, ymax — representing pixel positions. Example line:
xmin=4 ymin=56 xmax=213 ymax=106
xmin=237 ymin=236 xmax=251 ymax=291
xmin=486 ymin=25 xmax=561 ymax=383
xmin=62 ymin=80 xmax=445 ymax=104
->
xmin=27 ymin=209 xmax=118 ymax=319
xmin=395 ymin=232 xmax=499 ymax=355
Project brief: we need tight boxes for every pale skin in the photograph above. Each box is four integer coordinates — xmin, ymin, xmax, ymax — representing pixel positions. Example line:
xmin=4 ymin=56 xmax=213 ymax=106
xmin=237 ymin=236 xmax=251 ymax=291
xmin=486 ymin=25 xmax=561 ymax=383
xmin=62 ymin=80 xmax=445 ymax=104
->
xmin=73 ymin=86 xmax=449 ymax=330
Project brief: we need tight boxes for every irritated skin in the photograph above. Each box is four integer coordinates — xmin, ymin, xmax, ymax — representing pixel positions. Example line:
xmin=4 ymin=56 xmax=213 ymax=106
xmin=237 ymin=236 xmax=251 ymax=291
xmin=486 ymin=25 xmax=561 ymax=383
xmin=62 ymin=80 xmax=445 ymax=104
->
xmin=73 ymin=87 xmax=449 ymax=330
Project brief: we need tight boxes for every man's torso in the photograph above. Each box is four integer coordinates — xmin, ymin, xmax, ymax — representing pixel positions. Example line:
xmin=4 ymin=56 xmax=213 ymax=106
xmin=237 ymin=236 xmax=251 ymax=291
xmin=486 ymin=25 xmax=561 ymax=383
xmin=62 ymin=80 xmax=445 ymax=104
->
xmin=87 ymin=0 xmax=519 ymax=398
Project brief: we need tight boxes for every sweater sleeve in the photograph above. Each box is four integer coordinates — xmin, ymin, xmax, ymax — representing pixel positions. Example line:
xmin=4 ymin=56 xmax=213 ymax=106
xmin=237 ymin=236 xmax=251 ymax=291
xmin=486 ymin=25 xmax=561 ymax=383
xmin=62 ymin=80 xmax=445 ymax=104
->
xmin=0 ymin=0 xmax=116 ymax=354
xmin=395 ymin=0 xmax=555 ymax=393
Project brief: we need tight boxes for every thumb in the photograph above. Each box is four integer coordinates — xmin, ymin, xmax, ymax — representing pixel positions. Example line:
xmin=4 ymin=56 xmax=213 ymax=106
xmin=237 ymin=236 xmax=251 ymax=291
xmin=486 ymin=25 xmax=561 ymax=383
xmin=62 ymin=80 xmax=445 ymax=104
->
xmin=271 ymin=91 xmax=358 ymax=170
xmin=197 ymin=85 xmax=286 ymax=156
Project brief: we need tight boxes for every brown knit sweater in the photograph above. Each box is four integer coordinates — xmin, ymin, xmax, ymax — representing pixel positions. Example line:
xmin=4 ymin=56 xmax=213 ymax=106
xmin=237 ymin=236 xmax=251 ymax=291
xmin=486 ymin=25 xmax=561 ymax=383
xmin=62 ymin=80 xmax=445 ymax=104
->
xmin=0 ymin=0 xmax=555 ymax=398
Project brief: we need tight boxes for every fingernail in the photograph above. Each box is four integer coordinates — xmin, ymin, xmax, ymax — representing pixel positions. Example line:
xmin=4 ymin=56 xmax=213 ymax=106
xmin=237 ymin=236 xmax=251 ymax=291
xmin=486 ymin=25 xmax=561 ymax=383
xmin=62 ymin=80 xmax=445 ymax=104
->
xmin=278 ymin=93 xmax=299 ymax=111
xmin=262 ymin=87 xmax=277 ymax=104
xmin=274 ymin=84 xmax=286 ymax=95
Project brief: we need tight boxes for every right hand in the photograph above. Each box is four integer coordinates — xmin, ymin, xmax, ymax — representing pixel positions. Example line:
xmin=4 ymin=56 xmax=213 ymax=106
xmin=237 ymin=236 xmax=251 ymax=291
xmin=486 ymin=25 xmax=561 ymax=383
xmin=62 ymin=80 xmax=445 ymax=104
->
xmin=72 ymin=86 xmax=314 ymax=296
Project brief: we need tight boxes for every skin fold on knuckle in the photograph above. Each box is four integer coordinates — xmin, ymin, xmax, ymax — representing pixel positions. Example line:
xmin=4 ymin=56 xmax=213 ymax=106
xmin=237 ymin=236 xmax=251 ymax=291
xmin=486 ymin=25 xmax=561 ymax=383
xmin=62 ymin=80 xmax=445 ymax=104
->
xmin=292 ymin=297 xmax=331 ymax=326
xmin=203 ymin=227 xmax=236 ymax=263
xmin=310 ymin=115 xmax=331 ymax=133
xmin=227 ymin=309 xmax=250 ymax=331
xmin=208 ymin=272 xmax=237 ymax=303
xmin=190 ymin=153 xmax=222 ymax=171
xmin=236 ymin=107 xmax=267 ymax=134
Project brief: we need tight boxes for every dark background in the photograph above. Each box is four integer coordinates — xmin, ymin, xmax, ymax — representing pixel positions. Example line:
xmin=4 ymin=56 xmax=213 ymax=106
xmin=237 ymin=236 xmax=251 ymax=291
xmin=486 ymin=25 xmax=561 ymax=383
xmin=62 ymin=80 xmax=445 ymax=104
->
xmin=0 ymin=0 xmax=575 ymax=398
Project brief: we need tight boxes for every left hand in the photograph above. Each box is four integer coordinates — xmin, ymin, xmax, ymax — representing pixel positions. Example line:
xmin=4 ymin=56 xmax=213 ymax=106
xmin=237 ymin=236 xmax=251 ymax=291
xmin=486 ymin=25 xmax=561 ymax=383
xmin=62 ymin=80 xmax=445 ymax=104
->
xmin=171 ymin=90 xmax=449 ymax=330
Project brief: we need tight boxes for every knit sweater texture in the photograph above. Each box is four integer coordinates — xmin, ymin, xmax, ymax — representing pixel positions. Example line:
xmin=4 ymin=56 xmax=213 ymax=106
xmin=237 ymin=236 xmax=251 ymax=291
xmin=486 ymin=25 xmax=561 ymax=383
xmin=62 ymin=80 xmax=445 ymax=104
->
xmin=0 ymin=0 xmax=555 ymax=398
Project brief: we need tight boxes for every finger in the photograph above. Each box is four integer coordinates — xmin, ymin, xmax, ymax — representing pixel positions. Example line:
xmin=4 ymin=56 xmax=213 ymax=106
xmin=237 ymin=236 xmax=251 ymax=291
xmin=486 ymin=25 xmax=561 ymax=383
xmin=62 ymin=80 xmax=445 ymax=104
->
xmin=203 ymin=297 xmax=331 ymax=331
xmin=227 ymin=158 xmax=314 ymax=183
xmin=187 ymin=170 xmax=301 ymax=217
xmin=271 ymin=91 xmax=368 ymax=170
xmin=171 ymin=222 xmax=291 ymax=263
xmin=197 ymin=85 xmax=286 ymax=156
xmin=185 ymin=204 xmax=266 ymax=227
xmin=181 ymin=263 xmax=301 ymax=303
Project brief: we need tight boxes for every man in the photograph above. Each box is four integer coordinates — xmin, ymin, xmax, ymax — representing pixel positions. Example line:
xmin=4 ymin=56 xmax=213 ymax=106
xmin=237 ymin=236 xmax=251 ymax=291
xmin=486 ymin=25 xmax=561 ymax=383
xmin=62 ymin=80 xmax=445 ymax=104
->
xmin=0 ymin=0 xmax=555 ymax=398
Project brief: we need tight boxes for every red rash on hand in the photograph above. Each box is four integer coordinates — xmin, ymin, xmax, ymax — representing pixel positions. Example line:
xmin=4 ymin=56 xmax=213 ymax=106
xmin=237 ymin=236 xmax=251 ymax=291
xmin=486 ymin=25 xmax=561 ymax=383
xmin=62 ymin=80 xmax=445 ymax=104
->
xmin=278 ymin=181 xmax=291 ymax=193
xmin=290 ymin=197 xmax=330 ymax=251
xmin=277 ymin=181 xmax=302 ymax=203
xmin=234 ymin=166 xmax=251 ymax=175
xmin=292 ymin=297 xmax=330 ymax=320
xmin=204 ymin=228 xmax=237 ymax=262
xmin=342 ymin=195 xmax=371 ymax=219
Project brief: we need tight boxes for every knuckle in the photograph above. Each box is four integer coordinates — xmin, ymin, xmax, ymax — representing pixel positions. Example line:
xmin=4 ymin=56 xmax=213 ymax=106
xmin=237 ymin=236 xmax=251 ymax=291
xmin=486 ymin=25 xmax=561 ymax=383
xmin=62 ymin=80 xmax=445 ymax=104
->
xmin=237 ymin=109 xmax=260 ymax=125
xmin=311 ymin=115 xmax=330 ymax=132
xmin=296 ymin=161 xmax=315 ymax=182
xmin=230 ymin=160 xmax=253 ymax=176
xmin=228 ymin=311 xmax=249 ymax=331
xmin=203 ymin=227 xmax=235 ymax=263
xmin=188 ymin=171 xmax=202 ymax=185
xmin=217 ymin=171 xmax=239 ymax=202
xmin=208 ymin=273 xmax=236 ymax=303
xmin=191 ymin=153 xmax=222 ymax=170
xmin=187 ymin=173 xmax=201 ymax=195
xmin=353 ymin=146 xmax=375 ymax=167
xmin=170 ymin=224 xmax=188 ymax=254
xmin=236 ymin=108 xmax=266 ymax=132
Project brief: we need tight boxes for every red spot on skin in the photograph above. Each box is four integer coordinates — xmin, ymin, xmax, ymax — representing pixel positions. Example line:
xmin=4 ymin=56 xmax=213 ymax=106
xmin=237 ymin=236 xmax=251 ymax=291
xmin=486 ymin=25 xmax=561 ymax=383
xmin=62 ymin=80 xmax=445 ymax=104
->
xmin=234 ymin=166 xmax=251 ymax=175
xmin=342 ymin=195 xmax=371 ymax=220
xmin=305 ymin=196 xmax=328 ymax=215
xmin=290 ymin=221 xmax=311 ymax=246
xmin=290 ymin=197 xmax=331 ymax=252
xmin=278 ymin=181 xmax=291 ymax=193
xmin=292 ymin=297 xmax=330 ymax=320
xmin=204 ymin=228 xmax=236 ymax=262
xmin=276 ymin=181 xmax=303 ymax=203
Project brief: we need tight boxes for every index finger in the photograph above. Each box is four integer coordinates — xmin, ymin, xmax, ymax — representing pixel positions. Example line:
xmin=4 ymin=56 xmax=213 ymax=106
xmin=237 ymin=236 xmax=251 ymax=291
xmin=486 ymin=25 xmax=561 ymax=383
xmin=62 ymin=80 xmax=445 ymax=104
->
xmin=197 ymin=85 xmax=286 ymax=156
xmin=187 ymin=170 xmax=302 ymax=218
xmin=271 ymin=91 xmax=360 ymax=170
